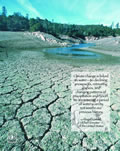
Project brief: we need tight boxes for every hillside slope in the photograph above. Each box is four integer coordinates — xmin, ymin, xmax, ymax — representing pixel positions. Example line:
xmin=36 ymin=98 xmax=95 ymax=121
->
xmin=0 ymin=31 xmax=84 ymax=50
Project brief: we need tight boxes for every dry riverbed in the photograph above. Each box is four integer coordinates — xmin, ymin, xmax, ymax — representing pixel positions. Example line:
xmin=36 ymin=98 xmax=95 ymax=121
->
xmin=0 ymin=32 xmax=120 ymax=150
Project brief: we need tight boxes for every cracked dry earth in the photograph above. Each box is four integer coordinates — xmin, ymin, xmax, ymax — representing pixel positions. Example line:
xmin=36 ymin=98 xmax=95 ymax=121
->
xmin=0 ymin=49 xmax=120 ymax=151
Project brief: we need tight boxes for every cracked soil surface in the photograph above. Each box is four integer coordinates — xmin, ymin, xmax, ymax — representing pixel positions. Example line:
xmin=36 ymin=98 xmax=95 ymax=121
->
xmin=0 ymin=49 xmax=120 ymax=151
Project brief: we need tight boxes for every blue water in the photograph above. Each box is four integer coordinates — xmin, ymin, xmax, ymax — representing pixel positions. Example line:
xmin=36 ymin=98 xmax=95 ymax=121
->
xmin=43 ymin=43 xmax=101 ymax=59
xmin=71 ymin=43 xmax=95 ymax=48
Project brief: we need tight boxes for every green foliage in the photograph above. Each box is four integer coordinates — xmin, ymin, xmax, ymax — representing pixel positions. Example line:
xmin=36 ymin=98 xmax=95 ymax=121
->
xmin=7 ymin=13 xmax=29 ymax=31
xmin=0 ymin=6 xmax=119 ymax=39
xmin=30 ymin=23 xmax=43 ymax=32
xmin=2 ymin=6 xmax=7 ymax=16
xmin=113 ymin=28 xmax=120 ymax=36
xmin=0 ymin=15 xmax=7 ymax=30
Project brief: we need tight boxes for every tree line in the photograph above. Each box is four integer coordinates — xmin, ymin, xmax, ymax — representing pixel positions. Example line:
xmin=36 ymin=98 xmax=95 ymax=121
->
xmin=0 ymin=6 xmax=120 ymax=39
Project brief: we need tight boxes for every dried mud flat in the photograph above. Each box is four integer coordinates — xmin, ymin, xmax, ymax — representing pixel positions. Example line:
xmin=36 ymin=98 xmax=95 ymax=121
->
xmin=0 ymin=49 xmax=120 ymax=151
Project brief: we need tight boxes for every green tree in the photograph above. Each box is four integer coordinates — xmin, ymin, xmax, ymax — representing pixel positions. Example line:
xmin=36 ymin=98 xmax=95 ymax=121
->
xmin=7 ymin=13 xmax=29 ymax=31
xmin=2 ymin=6 xmax=7 ymax=16
xmin=0 ymin=15 xmax=7 ymax=30
xmin=116 ymin=23 xmax=119 ymax=29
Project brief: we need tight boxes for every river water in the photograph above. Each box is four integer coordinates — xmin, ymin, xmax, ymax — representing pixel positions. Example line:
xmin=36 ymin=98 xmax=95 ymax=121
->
xmin=42 ymin=43 xmax=101 ymax=59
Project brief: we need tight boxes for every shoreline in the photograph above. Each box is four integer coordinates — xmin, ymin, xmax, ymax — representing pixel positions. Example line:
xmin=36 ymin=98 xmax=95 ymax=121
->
xmin=1 ymin=31 xmax=120 ymax=59
xmin=81 ymin=47 xmax=120 ymax=57
xmin=85 ymin=36 xmax=120 ymax=57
